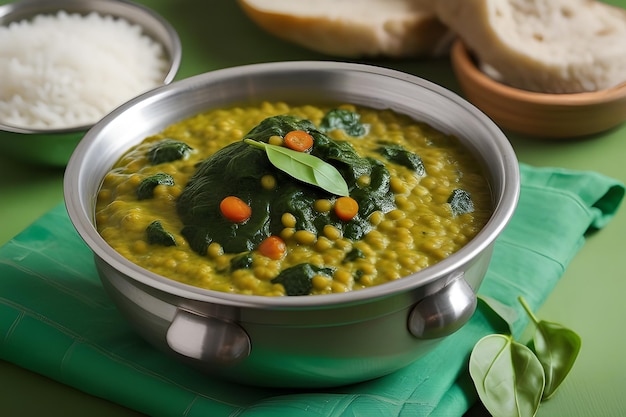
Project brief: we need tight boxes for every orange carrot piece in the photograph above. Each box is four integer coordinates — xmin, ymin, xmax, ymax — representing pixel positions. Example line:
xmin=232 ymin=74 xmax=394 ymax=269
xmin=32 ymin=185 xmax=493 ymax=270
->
xmin=258 ymin=235 xmax=286 ymax=260
xmin=284 ymin=130 xmax=314 ymax=152
xmin=219 ymin=196 xmax=252 ymax=223
xmin=334 ymin=196 xmax=359 ymax=221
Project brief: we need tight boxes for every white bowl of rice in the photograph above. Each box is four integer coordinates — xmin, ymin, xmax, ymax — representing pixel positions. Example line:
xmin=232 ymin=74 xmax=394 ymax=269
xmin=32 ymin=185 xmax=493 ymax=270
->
xmin=0 ymin=0 xmax=181 ymax=166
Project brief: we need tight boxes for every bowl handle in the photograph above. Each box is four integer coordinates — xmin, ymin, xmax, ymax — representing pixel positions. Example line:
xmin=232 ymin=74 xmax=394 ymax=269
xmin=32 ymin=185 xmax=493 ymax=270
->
xmin=166 ymin=308 xmax=251 ymax=365
xmin=408 ymin=272 xmax=477 ymax=339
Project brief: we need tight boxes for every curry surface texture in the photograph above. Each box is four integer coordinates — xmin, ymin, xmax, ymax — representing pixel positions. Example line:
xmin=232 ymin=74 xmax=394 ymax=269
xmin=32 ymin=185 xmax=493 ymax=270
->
xmin=96 ymin=102 xmax=492 ymax=296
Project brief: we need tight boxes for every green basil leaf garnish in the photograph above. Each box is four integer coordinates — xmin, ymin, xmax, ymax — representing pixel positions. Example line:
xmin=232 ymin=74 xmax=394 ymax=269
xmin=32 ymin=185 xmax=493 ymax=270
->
xmin=519 ymin=296 xmax=582 ymax=400
xmin=470 ymin=334 xmax=545 ymax=417
xmin=136 ymin=172 xmax=174 ymax=200
xmin=244 ymin=139 xmax=349 ymax=197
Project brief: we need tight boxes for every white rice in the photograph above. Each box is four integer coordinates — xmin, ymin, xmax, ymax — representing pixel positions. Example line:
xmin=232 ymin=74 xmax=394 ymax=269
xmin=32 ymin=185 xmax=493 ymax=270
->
xmin=0 ymin=11 xmax=168 ymax=129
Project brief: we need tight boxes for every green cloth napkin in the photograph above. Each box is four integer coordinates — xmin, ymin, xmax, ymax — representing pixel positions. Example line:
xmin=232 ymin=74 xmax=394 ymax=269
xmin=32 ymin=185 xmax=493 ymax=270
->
xmin=0 ymin=163 xmax=623 ymax=417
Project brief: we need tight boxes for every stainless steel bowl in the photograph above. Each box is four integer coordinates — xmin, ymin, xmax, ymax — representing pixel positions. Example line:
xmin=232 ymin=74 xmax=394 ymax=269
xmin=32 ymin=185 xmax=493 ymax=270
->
xmin=0 ymin=0 xmax=181 ymax=166
xmin=64 ymin=61 xmax=520 ymax=388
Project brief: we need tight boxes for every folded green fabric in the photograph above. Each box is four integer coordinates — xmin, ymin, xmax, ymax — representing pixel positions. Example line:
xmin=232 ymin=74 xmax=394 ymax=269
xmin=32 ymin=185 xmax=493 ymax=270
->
xmin=0 ymin=163 xmax=623 ymax=417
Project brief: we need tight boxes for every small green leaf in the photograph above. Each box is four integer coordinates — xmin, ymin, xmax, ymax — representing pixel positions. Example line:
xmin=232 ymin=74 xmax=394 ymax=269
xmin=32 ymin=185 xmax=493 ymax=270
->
xmin=478 ymin=294 xmax=519 ymax=334
xmin=244 ymin=139 xmax=349 ymax=196
xmin=342 ymin=247 xmax=365 ymax=264
xmin=319 ymin=108 xmax=367 ymax=137
xmin=519 ymin=296 xmax=582 ymax=400
xmin=271 ymin=263 xmax=335 ymax=296
xmin=230 ymin=252 xmax=253 ymax=271
xmin=448 ymin=189 xmax=474 ymax=216
xmin=147 ymin=139 xmax=193 ymax=164
xmin=376 ymin=143 xmax=425 ymax=175
xmin=146 ymin=220 xmax=176 ymax=246
xmin=136 ymin=173 xmax=175 ymax=200
xmin=470 ymin=334 xmax=545 ymax=417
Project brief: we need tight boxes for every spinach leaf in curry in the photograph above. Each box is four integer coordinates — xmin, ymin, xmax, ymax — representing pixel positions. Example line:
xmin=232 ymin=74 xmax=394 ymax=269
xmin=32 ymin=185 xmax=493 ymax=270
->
xmin=136 ymin=172 xmax=175 ymax=200
xmin=146 ymin=220 xmax=177 ymax=247
xmin=448 ymin=189 xmax=475 ymax=216
xmin=319 ymin=108 xmax=367 ymax=137
xmin=376 ymin=143 xmax=426 ymax=175
xmin=271 ymin=263 xmax=335 ymax=296
xmin=176 ymin=113 xmax=396 ymax=255
xmin=147 ymin=139 xmax=193 ymax=164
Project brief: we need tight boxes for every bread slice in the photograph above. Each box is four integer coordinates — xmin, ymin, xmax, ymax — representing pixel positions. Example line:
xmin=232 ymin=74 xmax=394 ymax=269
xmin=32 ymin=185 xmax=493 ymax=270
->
xmin=436 ymin=0 xmax=626 ymax=93
xmin=237 ymin=0 xmax=452 ymax=58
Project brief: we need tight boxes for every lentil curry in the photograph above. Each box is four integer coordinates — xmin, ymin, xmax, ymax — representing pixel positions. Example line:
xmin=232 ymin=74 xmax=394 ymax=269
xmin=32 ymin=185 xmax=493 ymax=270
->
xmin=96 ymin=102 xmax=492 ymax=296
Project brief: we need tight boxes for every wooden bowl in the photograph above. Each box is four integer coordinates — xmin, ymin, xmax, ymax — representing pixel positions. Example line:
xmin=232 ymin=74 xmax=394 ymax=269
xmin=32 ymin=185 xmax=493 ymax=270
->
xmin=450 ymin=40 xmax=626 ymax=139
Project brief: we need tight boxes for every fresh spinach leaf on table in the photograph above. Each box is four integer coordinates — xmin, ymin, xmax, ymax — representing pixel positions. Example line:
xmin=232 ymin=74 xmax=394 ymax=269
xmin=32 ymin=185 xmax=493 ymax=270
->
xmin=470 ymin=296 xmax=581 ymax=417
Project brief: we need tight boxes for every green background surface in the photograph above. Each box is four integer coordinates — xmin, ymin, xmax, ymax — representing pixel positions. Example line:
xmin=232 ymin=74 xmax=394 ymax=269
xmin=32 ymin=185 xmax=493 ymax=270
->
xmin=1 ymin=1 xmax=625 ymax=416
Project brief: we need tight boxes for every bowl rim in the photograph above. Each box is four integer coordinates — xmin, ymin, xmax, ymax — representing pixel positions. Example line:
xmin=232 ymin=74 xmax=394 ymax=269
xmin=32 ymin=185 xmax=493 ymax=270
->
xmin=451 ymin=40 xmax=626 ymax=106
xmin=64 ymin=60 xmax=521 ymax=309
xmin=0 ymin=0 xmax=182 ymax=134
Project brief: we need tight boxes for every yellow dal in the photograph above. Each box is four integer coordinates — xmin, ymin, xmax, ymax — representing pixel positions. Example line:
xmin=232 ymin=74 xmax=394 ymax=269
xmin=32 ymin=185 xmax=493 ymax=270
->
xmin=96 ymin=102 xmax=492 ymax=296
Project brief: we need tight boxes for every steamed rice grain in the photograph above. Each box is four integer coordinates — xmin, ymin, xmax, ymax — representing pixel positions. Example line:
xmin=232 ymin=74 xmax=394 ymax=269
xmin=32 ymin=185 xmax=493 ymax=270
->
xmin=0 ymin=11 xmax=168 ymax=129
